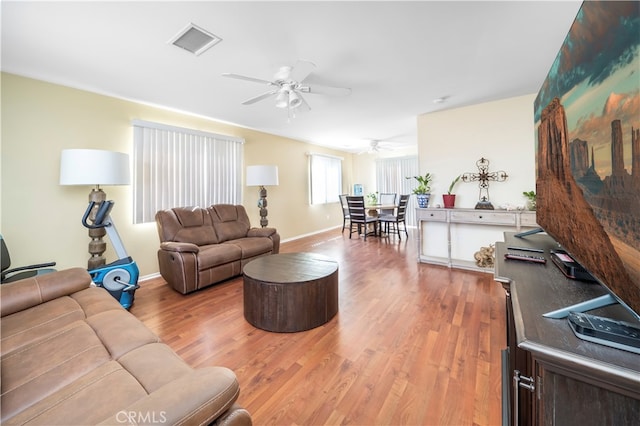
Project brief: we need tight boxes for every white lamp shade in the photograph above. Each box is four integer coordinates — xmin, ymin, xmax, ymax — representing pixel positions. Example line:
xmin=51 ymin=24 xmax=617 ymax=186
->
xmin=246 ymin=165 xmax=279 ymax=186
xmin=60 ymin=149 xmax=131 ymax=186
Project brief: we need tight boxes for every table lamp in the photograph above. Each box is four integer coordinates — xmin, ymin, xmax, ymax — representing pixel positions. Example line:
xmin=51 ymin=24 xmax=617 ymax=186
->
xmin=246 ymin=165 xmax=279 ymax=227
xmin=59 ymin=149 xmax=130 ymax=269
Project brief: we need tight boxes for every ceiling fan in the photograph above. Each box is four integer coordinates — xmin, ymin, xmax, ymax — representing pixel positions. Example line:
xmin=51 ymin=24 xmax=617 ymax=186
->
xmin=359 ymin=139 xmax=397 ymax=154
xmin=222 ymin=60 xmax=351 ymax=113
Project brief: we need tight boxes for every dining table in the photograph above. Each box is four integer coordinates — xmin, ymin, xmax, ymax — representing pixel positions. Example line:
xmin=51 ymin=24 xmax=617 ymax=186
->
xmin=363 ymin=204 xmax=396 ymax=236
xmin=364 ymin=204 xmax=396 ymax=217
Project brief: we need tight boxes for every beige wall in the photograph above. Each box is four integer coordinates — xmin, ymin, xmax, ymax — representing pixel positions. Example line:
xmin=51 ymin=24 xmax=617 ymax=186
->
xmin=0 ymin=73 xmax=357 ymax=276
xmin=417 ymin=94 xmax=537 ymax=209
xmin=1 ymin=73 xmax=535 ymax=278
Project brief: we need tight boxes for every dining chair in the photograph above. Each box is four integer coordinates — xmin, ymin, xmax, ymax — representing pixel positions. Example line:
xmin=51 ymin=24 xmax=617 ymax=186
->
xmin=339 ymin=194 xmax=350 ymax=232
xmin=346 ymin=195 xmax=379 ymax=240
xmin=377 ymin=193 xmax=396 ymax=234
xmin=378 ymin=193 xmax=397 ymax=217
xmin=379 ymin=194 xmax=410 ymax=240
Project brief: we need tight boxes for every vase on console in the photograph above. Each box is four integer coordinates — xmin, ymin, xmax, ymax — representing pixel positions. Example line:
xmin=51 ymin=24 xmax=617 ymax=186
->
xmin=443 ymin=175 xmax=461 ymax=209
xmin=415 ymin=193 xmax=430 ymax=208
xmin=407 ymin=172 xmax=433 ymax=209
xmin=443 ymin=194 xmax=456 ymax=209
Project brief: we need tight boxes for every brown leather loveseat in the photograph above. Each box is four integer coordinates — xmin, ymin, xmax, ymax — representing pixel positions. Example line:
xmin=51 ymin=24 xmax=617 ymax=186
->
xmin=0 ymin=268 xmax=252 ymax=425
xmin=155 ymin=204 xmax=280 ymax=294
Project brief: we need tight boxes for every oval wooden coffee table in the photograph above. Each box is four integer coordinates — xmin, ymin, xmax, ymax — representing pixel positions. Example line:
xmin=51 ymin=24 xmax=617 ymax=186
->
xmin=243 ymin=252 xmax=339 ymax=332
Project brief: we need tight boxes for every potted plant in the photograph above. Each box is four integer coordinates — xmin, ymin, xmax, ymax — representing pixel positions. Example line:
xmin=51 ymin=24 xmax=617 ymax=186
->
xmin=366 ymin=192 xmax=378 ymax=205
xmin=523 ymin=190 xmax=536 ymax=210
xmin=407 ymin=173 xmax=433 ymax=208
xmin=443 ymin=175 xmax=461 ymax=208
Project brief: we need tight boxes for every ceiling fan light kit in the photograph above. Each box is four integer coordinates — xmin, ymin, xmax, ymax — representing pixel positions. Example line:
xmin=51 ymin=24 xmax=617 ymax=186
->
xmin=222 ymin=60 xmax=350 ymax=116
xmin=275 ymin=91 xmax=289 ymax=108
xmin=287 ymin=91 xmax=302 ymax=109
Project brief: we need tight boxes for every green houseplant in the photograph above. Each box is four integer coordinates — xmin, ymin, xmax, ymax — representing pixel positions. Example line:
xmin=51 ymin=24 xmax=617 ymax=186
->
xmin=407 ymin=173 xmax=433 ymax=208
xmin=523 ymin=190 xmax=536 ymax=210
xmin=443 ymin=175 xmax=461 ymax=208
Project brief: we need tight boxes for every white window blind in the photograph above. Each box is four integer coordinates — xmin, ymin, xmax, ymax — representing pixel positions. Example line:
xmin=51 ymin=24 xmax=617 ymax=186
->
xmin=375 ymin=156 xmax=419 ymax=226
xmin=309 ymin=153 xmax=342 ymax=205
xmin=132 ymin=120 xmax=244 ymax=223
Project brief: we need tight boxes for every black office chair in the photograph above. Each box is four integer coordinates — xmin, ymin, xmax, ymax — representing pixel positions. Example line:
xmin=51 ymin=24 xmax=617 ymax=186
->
xmin=1 ymin=234 xmax=56 ymax=283
xmin=379 ymin=194 xmax=410 ymax=240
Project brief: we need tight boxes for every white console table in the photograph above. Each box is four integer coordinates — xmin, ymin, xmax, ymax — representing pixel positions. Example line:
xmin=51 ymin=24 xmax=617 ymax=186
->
xmin=416 ymin=207 xmax=537 ymax=272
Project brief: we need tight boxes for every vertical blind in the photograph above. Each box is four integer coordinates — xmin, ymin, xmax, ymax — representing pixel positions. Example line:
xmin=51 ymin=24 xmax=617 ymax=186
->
xmin=375 ymin=156 xmax=419 ymax=226
xmin=132 ymin=120 xmax=244 ymax=224
xmin=309 ymin=153 xmax=343 ymax=205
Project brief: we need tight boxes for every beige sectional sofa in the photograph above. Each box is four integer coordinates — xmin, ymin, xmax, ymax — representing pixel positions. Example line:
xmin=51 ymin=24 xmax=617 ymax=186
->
xmin=155 ymin=204 xmax=280 ymax=294
xmin=0 ymin=268 xmax=251 ymax=425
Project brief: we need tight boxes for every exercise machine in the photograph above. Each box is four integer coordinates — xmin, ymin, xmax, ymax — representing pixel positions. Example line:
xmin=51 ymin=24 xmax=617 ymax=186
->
xmin=82 ymin=200 xmax=139 ymax=309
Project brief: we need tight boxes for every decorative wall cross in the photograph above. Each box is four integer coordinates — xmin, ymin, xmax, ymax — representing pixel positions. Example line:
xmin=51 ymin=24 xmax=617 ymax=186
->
xmin=462 ymin=157 xmax=508 ymax=209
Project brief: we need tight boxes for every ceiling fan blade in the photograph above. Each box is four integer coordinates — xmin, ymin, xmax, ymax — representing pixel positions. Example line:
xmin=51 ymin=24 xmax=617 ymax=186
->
xmin=222 ymin=73 xmax=277 ymax=86
xmin=301 ymin=83 xmax=351 ymax=97
xmin=289 ymin=60 xmax=316 ymax=83
xmin=242 ymin=90 xmax=278 ymax=105
xmin=297 ymin=94 xmax=311 ymax=112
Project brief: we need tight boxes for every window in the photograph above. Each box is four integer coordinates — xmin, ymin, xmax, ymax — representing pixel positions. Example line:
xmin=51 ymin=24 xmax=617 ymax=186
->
xmin=309 ymin=153 xmax=342 ymax=205
xmin=375 ymin=156 xmax=419 ymax=225
xmin=132 ymin=120 xmax=244 ymax=223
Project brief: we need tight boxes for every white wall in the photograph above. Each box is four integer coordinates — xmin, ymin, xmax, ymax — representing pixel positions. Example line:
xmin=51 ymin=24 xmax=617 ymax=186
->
xmin=418 ymin=95 xmax=535 ymax=208
xmin=417 ymin=94 xmax=537 ymax=209
xmin=416 ymin=94 xmax=538 ymax=264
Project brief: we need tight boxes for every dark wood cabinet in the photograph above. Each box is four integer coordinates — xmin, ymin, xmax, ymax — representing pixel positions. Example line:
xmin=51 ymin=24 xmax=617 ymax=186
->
xmin=495 ymin=232 xmax=640 ymax=425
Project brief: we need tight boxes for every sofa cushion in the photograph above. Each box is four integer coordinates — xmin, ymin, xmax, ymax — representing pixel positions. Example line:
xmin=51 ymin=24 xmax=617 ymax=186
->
xmin=71 ymin=286 xmax=124 ymax=318
xmin=209 ymin=205 xmax=251 ymax=242
xmin=0 ymin=268 xmax=92 ymax=317
xmin=156 ymin=207 xmax=219 ymax=245
xmin=0 ymin=296 xmax=86 ymax=357
xmin=117 ymin=343 xmax=193 ymax=392
xmin=96 ymin=366 xmax=241 ymax=426
xmin=1 ymin=321 xmax=113 ymax=421
xmin=198 ymin=244 xmax=243 ymax=271
xmin=4 ymin=361 xmax=149 ymax=425
xmin=224 ymin=237 xmax=274 ymax=259
xmin=86 ymin=309 xmax=160 ymax=359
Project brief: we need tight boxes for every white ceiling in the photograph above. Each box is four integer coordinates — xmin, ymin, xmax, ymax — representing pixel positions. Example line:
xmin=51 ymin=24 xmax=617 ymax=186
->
xmin=1 ymin=0 xmax=583 ymax=153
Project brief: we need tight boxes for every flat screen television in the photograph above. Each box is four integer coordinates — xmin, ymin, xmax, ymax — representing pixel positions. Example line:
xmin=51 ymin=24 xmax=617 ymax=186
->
xmin=533 ymin=0 xmax=640 ymax=320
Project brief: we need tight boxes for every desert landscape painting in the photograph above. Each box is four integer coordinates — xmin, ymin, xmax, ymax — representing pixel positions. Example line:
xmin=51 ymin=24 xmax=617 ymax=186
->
xmin=534 ymin=1 xmax=640 ymax=315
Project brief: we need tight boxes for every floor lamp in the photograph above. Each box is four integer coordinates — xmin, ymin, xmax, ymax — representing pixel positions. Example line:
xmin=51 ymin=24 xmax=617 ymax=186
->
xmin=246 ymin=165 xmax=279 ymax=227
xmin=59 ymin=149 xmax=130 ymax=269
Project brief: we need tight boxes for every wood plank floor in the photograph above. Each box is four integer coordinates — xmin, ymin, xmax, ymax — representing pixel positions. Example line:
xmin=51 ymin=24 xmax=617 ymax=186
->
xmin=130 ymin=228 xmax=506 ymax=425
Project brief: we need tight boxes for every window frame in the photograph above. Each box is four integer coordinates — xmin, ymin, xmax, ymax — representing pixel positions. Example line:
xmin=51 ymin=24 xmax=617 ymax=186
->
xmin=308 ymin=152 xmax=343 ymax=205
xmin=132 ymin=119 xmax=244 ymax=224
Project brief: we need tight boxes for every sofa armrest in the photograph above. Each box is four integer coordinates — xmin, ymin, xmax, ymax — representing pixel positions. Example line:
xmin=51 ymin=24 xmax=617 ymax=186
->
xmin=1 ymin=267 xmax=92 ymax=317
xmin=246 ymin=227 xmax=277 ymax=238
xmin=213 ymin=403 xmax=253 ymax=426
xmin=160 ymin=241 xmax=200 ymax=253
xmin=96 ymin=367 xmax=249 ymax=426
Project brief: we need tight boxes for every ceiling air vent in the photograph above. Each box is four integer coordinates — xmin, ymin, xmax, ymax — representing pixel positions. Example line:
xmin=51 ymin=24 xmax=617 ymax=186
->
xmin=169 ymin=23 xmax=222 ymax=56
